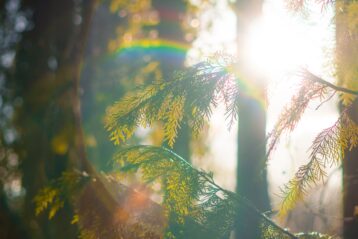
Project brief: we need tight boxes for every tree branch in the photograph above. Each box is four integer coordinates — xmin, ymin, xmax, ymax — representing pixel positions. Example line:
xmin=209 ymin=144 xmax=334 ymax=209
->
xmin=199 ymin=172 xmax=299 ymax=239
xmin=304 ymin=70 xmax=358 ymax=96
xmin=165 ymin=147 xmax=299 ymax=239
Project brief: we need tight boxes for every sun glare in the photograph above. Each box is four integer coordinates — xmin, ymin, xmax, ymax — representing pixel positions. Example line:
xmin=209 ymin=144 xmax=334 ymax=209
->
xmin=243 ymin=17 xmax=308 ymax=77
xmin=242 ymin=4 xmax=333 ymax=80
xmin=191 ymin=0 xmax=337 ymax=197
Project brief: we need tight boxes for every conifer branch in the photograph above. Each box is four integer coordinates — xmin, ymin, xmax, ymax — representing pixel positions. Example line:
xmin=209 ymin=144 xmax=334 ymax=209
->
xmin=114 ymin=145 xmax=335 ymax=239
xmin=280 ymin=110 xmax=358 ymax=216
xmin=198 ymin=171 xmax=299 ymax=239
xmin=105 ymin=58 xmax=240 ymax=147
xmin=303 ymin=70 xmax=358 ymax=96
xmin=267 ymin=77 xmax=328 ymax=155
xmin=268 ymin=69 xmax=357 ymax=156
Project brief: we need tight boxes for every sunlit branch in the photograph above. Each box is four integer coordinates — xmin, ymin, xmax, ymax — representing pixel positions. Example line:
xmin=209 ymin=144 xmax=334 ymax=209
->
xmin=200 ymin=174 xmax=299 ymax=239
xmin=163 ymin=147 xmax=300 ymax=239
xmin=303 ymin=70 xmax=358 ymax=96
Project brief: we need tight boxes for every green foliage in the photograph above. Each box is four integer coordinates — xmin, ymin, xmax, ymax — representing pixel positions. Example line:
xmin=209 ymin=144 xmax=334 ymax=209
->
xmin=33 ymin=144 xmax=337 ymax=238
xmin=114 ymin=145 xmax=334 ymax=239
xmin=267 ymin=70 xmax=358 ymax=216
xmin=279 ymin=110 xmax=358 ymax=215
xmin=336 ymin=1 xmax=358 ymax=105
xmin=105 ymin=57 xmax=240 ymax=148
xmin=104 ymin=56 xmax=354 ymax=237
xmin=35 ymin=54 xmax=356 ymax=238
xmin=106 ymin=53 xmax=356 ymax=221
xmin=34 ymin=171 xmax=89 ymax=219
xmin=267 ymin=74 xmax=329 ymax=155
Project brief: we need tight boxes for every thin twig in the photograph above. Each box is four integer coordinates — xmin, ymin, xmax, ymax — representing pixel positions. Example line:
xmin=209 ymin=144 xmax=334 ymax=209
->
xmin=304 ymin=70 xmax=358 ymax=96
xmin=315 ymin=91 xmax=336 ymax=110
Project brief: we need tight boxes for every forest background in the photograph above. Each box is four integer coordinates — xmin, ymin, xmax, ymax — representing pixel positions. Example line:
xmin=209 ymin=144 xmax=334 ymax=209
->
xmin=0 ymin=0 xmax=357 ymax=238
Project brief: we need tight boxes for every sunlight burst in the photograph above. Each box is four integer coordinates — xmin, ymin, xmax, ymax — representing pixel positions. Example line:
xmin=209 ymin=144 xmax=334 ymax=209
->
xmin=242 ymin=10 xmax=328 ymax=80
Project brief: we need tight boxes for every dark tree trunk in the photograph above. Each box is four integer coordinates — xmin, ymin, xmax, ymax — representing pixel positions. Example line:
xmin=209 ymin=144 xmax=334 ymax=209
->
xmin=0 ymin=189 xmax=29 ymax=239
xmin=335 ymin=1 xmax=358 ymax=238
xmin=14 ymin=0 xmax=97 ymax=238
xmin=343 ymin=99 xmax=358 ymax=239
xmin=234 ymin=1 xmax=270 ymax=238
xmin=13 ymin=1 xmax=170 ymax=238
xmin=236 ymin=96 xmax=270 ymax=238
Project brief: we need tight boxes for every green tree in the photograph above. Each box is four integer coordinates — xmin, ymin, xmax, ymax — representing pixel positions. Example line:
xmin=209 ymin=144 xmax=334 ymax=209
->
xmin=103 ymin=51 xmax=355 ymax=238
xmin=1 ymin=0 xmax=200 ymax=238
xmin=269 ymin=5 xmax=358 ymax=239
xmin=2 ymin=1 xmax=357 ymax=239
xmin=151 ymin=0 xmax=191 ymax=161
xmin=80 ymin=0 xmax=196 ymax=173
xmin=35 ymin=1 xmax=357 ymax=238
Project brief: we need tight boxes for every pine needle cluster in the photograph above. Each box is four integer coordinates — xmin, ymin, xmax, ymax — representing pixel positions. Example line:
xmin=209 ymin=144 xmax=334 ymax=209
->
xmin=114 ymin=145 xmax=335 ymax=239
xmin=104 ymin=57 xmax=240 ymax=148
xmin=104 ymin=57 xmax=343 ymax=238
xmin=268 ymin=75 xmax=329 ymax=155
xmin=34 ymin=55 xmax=351 ymax=238
xmin=34 ymin=171 xmax=89 ymax=219
xmin=279 ymin=110 xmax=358 ymax=216
xmin=34 ymin=145 xmax=336 ymax=238
xmin=266 ymin=69 xmax=358 ymax=216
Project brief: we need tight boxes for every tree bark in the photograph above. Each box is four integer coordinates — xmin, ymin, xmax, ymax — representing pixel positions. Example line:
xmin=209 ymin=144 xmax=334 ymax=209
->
xmin=234 ymin=1 xmax=270 ymax=238
xmin=335 ymin=1 xmax=358 ymax=238
xmin=0 ymin=189 xmax=29 ymax=239
xmin=343 ymin=99 xmax=358 ymax=239
xmin=14 ymin=1 xmax=169 ymax=238
xmin=14 ymin=0 xmax=97 ymax=237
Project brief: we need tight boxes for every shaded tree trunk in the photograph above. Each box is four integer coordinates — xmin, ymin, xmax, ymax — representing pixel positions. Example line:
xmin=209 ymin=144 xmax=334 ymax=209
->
xmin=0 ymin=189 xmax=29 ymax=239
xmin=13 ymin=1 xmax=169 ymax=238
xmin=342 ymin=99 xmax=358 ymax=239
xmin=14 ymin=0 xmax=97 ymax=238
xmin=234 ymin=1 xmax=270 ymax=238
xmin=335 ymin=1 xmax=358 ymax=238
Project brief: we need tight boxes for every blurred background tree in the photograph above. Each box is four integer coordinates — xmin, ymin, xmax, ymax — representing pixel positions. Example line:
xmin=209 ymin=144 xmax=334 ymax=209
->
xmin=10 ymin=0 xmax=97 ymax=238
xmin=233 ymin=1 xmax=270 ymax=238
xmin=0 ymin=0 xmax=200 ymax=238
xmin=335 ymin=1 xmax=358 ymax=238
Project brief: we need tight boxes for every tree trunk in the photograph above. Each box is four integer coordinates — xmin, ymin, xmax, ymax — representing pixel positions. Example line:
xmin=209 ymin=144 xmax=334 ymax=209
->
xmin=335 ymin=1 xmax=358 ymax=238
xmin=234 ymin=1 xmax=270 ymax=238
xmin=0 ymin=189 xmax=29 ymax=239
xmin=14 ymin=0 xmax=97 ymax=237
xmin=342 ymin=99 xmax=358 ymax=239
xmin=13 ymin=1 xmax=170 ymax=238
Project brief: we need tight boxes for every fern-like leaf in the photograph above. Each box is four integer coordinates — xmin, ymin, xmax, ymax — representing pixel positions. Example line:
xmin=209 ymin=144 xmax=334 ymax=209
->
xmin=268 ymin=73 xmax=329 ymax=155
xmin=34 ymin=171 xmax=89 ymax=219
xmin=280 ymin=111 xmax=358 ymax=216
xmin=105 ymin=57 xmax=241 ymax=147
xmin=114 ymin=145 xmax=333 ymax=239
